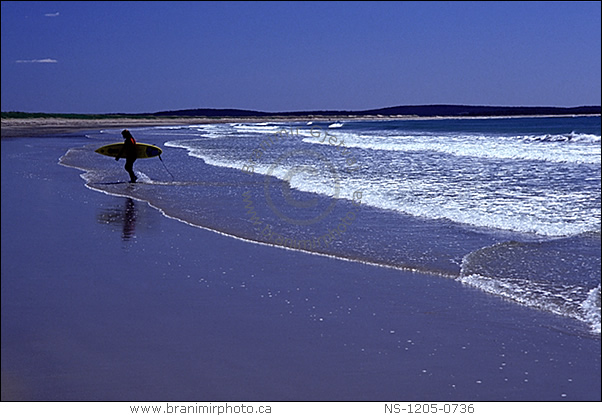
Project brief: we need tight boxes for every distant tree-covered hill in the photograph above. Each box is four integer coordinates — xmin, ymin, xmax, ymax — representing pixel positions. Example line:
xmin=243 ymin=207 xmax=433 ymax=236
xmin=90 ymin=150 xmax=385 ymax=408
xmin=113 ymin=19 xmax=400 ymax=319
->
xmin=3 ymin=105 xmax=599 ymax=119
xmin=148 ymin=105 xmax=600 ymax=118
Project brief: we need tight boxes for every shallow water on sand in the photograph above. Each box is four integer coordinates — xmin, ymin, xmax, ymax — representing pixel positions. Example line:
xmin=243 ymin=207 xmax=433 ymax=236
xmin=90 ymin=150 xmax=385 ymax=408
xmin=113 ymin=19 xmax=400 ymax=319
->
xmin=60 ymin=117 xmax=601 ymax=336
xmin=1 ymin=135 xmax=600 ymax=400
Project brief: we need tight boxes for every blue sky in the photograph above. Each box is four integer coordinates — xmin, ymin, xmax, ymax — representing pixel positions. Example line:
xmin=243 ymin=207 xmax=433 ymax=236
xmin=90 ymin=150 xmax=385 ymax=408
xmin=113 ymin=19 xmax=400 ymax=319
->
xmin=1 ymin=1 xmax=600 ymax=114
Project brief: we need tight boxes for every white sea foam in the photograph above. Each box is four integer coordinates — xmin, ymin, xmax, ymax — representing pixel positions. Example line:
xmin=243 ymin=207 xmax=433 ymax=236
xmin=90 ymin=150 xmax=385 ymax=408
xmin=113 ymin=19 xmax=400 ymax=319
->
xmin=459 ymin=274 xmax=601 ymax=335
xmin=517 ymin=132 xmax=600 ymax=143
xmin=361 ymin=182 xmax=599 ymax=237
xmin=303 ymin=133 xmax=601 ymax=164
xmin=582 ymin=284 xmax=601 ymax=334
xmin=231 ymin=123 xmax=282 ymax=134
xmin=164 ymin=117 xmax=600 ymax=238
xmin=166 ymin=132 xmax=600 ymax=237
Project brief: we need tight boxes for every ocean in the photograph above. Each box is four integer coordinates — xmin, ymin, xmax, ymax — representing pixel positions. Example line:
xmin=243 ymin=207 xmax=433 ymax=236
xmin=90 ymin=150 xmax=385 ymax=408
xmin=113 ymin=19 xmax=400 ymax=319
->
xmin=60 ymin=115 xmax=601 ymax=336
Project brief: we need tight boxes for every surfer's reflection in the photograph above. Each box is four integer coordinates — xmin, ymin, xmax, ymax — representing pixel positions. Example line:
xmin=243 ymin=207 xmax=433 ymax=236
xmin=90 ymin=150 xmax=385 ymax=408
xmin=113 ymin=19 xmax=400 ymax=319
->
xmin=97 ymin=198 xmax=137 ymax=241
xmin=122 ymin=198 xmax=137 ymax=240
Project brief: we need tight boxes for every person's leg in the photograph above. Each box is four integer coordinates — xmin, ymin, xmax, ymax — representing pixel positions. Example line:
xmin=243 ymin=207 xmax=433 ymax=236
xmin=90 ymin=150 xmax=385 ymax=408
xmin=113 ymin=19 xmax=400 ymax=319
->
xmin=125 ymin=159 xmax=137 ymax=183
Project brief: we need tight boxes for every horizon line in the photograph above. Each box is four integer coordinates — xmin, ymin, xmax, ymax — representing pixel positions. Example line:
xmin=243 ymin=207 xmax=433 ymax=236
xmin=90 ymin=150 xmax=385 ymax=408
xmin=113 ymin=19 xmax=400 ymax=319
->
xmin=2 ymin=104 xmax=600 ymax=117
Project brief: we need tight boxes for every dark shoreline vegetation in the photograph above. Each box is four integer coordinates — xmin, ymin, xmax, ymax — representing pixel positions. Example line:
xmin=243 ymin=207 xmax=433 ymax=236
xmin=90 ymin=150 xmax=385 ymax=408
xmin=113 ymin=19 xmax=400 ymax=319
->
xmin=1 ymin=112 xmax=157 ymax=119
xmin=2 ymin=104 xmax=600 ymax=119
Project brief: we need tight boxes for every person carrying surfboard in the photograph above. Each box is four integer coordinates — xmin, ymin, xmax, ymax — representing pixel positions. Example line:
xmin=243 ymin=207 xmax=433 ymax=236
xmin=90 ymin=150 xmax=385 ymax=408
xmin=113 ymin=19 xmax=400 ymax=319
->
xmin=115 ymin=129 xmax=138 ymax=183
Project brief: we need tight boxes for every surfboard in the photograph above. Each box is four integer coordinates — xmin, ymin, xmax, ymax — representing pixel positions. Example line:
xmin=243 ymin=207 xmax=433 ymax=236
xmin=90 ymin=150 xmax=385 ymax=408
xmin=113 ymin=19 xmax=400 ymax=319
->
xmin=95 ymin=143 xmax=163 ymax=159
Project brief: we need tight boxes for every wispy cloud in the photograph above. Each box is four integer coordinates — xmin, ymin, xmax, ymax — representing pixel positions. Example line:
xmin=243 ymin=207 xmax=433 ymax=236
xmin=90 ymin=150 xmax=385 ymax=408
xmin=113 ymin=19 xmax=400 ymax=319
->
xmin=44 ymin=12 xmax=60 ymax=17
xmin=15 ymin=58 xmax=58 ymax=64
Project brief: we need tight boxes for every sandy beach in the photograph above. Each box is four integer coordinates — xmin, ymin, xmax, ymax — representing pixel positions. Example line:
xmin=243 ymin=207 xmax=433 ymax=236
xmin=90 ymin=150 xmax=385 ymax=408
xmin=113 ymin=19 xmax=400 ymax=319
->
xmin=1 ymin=121 xmax=600 ymax=402
xmin=1 ymin=117 xmax=258 ymax=138
xmin=1 ymin=116 xmax=365 ymax=139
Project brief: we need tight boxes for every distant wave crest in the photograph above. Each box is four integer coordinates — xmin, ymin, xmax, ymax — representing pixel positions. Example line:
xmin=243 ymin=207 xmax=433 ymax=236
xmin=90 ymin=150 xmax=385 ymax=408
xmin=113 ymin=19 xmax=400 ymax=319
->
xmin=302 ymin=132 xmax=601 ymax=164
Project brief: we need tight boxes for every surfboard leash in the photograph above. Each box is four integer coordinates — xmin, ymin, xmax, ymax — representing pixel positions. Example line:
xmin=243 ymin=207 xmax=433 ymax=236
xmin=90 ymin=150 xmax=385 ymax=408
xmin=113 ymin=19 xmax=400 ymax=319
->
xmin=158 ymin=154 xmax=175 ymax=181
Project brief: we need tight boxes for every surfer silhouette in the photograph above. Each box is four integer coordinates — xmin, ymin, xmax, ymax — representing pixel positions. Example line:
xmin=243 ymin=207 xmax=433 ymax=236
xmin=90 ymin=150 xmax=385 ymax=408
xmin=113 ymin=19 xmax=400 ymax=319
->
xmin=115 ymin=129 xmax=138 ymax=183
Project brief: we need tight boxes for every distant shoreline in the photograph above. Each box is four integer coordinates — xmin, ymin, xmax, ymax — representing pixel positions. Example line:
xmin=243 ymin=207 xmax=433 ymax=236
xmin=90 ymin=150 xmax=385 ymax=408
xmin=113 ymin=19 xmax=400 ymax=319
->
xmin=1 ymin=113 xmax=600 ymax=138
xmin=0 ymin=116 xmax=250 ymax=138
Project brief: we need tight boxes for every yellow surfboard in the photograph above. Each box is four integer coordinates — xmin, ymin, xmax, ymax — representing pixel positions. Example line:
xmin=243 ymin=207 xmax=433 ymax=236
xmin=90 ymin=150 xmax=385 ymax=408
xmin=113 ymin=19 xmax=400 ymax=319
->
xmin=95 ymin=142 xmax=162 ymax=159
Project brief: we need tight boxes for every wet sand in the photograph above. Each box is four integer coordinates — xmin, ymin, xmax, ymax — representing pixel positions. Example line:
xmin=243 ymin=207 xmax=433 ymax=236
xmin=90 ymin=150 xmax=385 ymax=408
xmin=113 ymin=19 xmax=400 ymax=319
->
xmin=1 ymin=130 xmax=600 ymax=402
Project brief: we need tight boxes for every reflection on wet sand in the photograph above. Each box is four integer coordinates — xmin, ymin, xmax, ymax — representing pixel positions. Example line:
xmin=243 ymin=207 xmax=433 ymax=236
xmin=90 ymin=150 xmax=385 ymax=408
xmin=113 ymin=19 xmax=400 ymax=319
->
xmin=97 ymin=198 xmax=137 ymax=241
